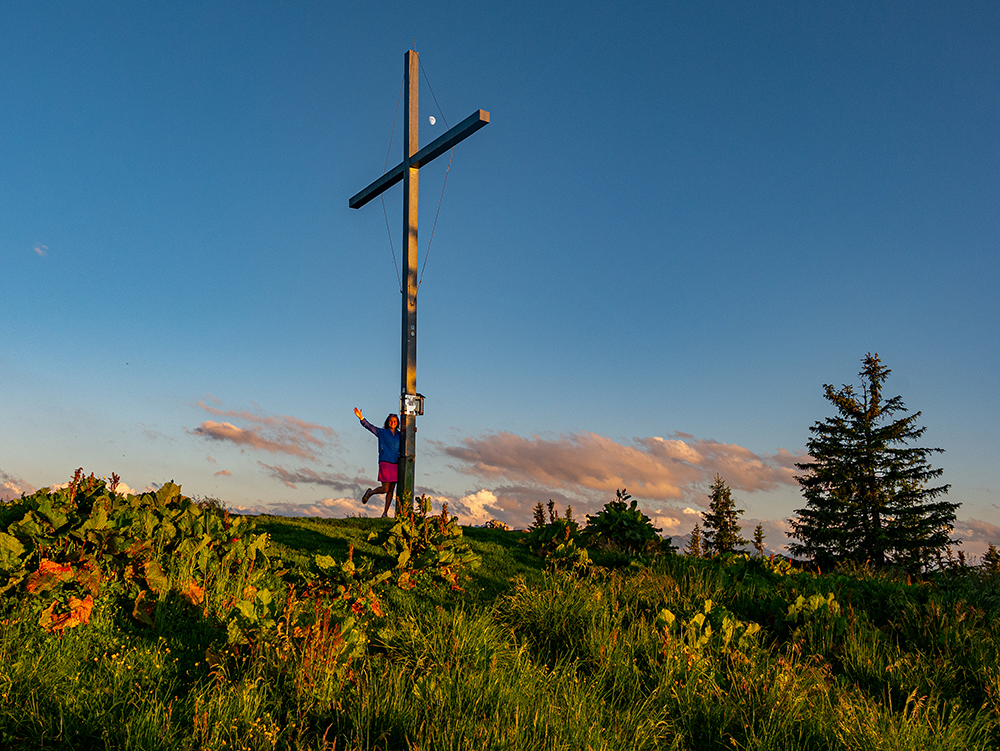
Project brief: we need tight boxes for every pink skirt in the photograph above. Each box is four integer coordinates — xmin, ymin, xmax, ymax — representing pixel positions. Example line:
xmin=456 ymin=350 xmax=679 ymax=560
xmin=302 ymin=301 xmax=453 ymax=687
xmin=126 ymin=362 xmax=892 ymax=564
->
xmin=378 ymin=461 xmax=398 ymax=483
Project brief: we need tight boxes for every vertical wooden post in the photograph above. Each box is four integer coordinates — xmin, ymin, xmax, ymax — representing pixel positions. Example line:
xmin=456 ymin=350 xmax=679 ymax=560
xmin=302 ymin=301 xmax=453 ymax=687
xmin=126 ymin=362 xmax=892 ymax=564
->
xmin=349 ymin=50 xmax=489 ymax=512
xmin=399 ymin=50 xmax=419 ymax=503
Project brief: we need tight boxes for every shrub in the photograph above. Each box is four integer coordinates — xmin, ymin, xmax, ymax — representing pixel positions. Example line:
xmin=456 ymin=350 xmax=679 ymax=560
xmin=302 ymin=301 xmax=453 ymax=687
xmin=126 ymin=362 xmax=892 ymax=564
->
xmin=584 ymin=489 xmax=672 ymax=557
xmin=0 ymin=469 xmax=276 ymax=640
xmin=523 ymin=501 xmax=590 ymax=570
xmin=370 ymin=495 xmax=481 ymax=589
xmin=774 ymin=592 xmax=848 ymax=657
xmin=656 ymin=598 xmax=761 ymax=657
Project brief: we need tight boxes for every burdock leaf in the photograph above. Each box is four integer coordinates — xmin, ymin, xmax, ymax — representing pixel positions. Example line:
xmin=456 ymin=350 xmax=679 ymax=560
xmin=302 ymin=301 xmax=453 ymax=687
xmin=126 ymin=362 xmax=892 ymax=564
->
xmin=34 ymin=498 xmax=68 ymax=531
xmin=155 ymin=482 xmax=182 ymax=505
xmin=655 ymin=608 xmax=676 ymax=630
xmin=133 ymin=590 xmax=156 ymax=626
xmin=143 ymin=560 xmax=169 ymax=594
xmin=87 ymin=503 xmax=108 ymax=529
xmin=125 ymin=539 xmax=152 ymax=559
xmin=245 ymin=533 xmax=268 ymax=557
xmin=0 ymin=531 xmax=25 ymax=558
xmin=25 ymin=559 xmax=74 ymax=594
xmin=180 ymin=580 xmax=205 ymax=606
xmin=38 ymin=601 xmax=58 ymax=631
xmin=235 ymin=600 xmax=258 ymax=621
xmin=61 ymin=595 xmax=94 ymax=630
xmin=11 ymin=512 xmax=44 ymax=540
xmin=0 ymin=572 xmax=27 ymax=596
xmin=40 ymin=595 xmax=95 ymax=633
xmin=315 ymin=554 xmax=336 ymax=571
xmin=76 ymin=557 xmax=102 ymax=597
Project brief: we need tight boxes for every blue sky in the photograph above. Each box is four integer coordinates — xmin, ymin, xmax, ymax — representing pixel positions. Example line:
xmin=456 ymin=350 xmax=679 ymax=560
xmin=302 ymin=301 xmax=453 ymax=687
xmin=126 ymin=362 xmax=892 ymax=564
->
xmin=2 ymin=1 xmax=998 ymax=553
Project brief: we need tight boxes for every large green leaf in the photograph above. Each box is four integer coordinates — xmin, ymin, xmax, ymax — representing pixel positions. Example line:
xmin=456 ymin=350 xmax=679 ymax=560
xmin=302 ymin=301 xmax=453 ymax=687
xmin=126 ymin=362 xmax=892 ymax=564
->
xmin=155 ymin=482 xmax=182 ymax=505
xmin=11 ymin=511 xmax=45 ymax=540
xmin=245 ymin=533 xmax=269 ymax=557
xmin=34 ymin=498 xmax=69 ymax=531
xmin=175 ymin=533 xmax=212 ymax=562
xmin=0 ymin=531 xmax=25 ymax=558
xmin=143 ymin=560 xmax=169 ymax=594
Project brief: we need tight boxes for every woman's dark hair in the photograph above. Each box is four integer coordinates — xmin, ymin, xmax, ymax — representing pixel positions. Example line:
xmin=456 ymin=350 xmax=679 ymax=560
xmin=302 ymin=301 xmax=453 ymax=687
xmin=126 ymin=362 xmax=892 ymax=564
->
xmin=383 ymin=414 xmax=399 ymax=429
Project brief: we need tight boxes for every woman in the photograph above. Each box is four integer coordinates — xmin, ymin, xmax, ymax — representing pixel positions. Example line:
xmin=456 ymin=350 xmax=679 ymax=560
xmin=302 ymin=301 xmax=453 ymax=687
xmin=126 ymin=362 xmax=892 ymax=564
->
xmin=354 ymin=406 xmax=400 ymax=517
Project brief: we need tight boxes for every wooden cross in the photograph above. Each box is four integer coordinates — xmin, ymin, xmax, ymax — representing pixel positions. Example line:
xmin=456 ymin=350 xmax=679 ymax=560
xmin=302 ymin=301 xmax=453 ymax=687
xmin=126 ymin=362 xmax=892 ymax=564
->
xmin=349 ymin=49 xmax=489 ymax=503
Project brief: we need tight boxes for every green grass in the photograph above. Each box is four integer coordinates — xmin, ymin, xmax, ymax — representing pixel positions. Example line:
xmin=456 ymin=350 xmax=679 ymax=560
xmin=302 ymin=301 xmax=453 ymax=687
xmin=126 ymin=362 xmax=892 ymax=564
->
xmin=3 ymin=512 xmax=1000 ymax=750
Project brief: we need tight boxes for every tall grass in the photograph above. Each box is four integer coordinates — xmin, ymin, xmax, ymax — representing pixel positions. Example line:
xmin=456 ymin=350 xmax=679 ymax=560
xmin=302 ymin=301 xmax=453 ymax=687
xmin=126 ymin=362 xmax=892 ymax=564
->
xmin=3 ymin=515 xmax=1000 ymax=750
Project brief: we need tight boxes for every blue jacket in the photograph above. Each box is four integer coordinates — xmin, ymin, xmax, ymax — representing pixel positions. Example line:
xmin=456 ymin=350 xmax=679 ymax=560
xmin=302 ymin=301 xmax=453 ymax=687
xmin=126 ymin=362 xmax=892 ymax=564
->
xmin=361 ymin=418 xmax=400 ymax=464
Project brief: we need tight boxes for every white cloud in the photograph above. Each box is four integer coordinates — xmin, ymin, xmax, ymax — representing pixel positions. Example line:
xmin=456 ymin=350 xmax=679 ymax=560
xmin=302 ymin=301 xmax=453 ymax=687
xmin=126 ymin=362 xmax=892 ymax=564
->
xmin=258 ymin=463 xmax=360 ymax=492
xmin=650 ymin=514 xmax=682 ymax=531
xmin=449 ymin=489 xmax=504 ymax=526
xmin=435 ymin=430 xmax=804 ymax=504
xmin=189 ymin=401 xmax=337 ymax=460
xmin=248 ymin=496 xmax=382 ymax=519
xmin=1 ymin=470 xmax=35 ymax=501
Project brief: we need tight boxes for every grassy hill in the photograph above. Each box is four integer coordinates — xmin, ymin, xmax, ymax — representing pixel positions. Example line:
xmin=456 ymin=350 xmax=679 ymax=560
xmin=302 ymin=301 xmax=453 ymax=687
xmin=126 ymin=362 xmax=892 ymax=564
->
xmin=2 ymin=481 xmax=1000 ymax=750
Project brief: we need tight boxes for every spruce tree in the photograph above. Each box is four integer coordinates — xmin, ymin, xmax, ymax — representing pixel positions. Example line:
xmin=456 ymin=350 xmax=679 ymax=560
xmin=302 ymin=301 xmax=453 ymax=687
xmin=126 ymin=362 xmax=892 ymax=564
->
xmin=530 ymin=502 xmax=546 ymax=531
xmin=701 ymin=475 xmax=748 ymax=555
xmin=982 ymin=543 xmax=1000 ymax=574
xmin=752 ymin=523 xmax=766 ymax=557
xmin=789 ymin=353 xmax=957 ymax=570
xmin=686 ymin=523 xmax=703 ymax=558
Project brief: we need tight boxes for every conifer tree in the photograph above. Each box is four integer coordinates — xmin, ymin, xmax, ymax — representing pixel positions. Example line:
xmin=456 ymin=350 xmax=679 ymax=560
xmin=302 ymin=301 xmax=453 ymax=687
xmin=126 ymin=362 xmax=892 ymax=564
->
xmin=686 ymin=523 xmax=703 ymax=558
xmin=789 ymin=353 xmax=957 ymax=570
xmin=530 ymin=502 xmax=546 ymax=531
xmin=752 ymin=523 xmax=766 ymax=557
xmin=983 ymin=543 xmax=1000 ymax=574
xmin=701 ymin=475 xmax=748 ymax=556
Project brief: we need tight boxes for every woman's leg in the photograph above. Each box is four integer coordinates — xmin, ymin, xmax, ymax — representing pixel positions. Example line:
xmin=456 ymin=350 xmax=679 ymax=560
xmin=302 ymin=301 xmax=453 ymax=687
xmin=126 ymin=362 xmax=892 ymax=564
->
xmin=381 ymin=482 xmax=396 ymax=517
xmin=363 ymin=482 xmax=392 ymax=505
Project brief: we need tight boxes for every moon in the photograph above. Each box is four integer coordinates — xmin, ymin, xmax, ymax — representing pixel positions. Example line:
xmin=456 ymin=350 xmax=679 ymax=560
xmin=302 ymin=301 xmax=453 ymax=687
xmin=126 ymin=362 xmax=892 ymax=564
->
xmin=428 ymin=116 xmax=436 ymax=125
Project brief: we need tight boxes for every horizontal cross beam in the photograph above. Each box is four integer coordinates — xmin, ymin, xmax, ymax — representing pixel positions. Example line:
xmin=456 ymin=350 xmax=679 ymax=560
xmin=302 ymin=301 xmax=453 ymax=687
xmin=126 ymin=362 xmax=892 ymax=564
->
xmin=349 ymin=109 xmax=490 ymax=209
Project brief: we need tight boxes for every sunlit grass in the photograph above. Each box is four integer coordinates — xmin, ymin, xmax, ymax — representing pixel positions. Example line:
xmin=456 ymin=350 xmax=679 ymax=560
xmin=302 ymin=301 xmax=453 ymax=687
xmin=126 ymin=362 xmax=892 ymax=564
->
xmin=2 ymin=513 xmax=1000 ymax=749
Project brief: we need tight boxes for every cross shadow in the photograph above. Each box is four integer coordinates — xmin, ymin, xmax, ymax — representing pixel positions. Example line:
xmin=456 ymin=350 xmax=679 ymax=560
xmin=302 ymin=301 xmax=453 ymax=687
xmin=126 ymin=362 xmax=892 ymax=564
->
xmin=255 ymin=518 xmax=348 ymax=557
xmin=253 ymin=516 xmax=396 ymax=568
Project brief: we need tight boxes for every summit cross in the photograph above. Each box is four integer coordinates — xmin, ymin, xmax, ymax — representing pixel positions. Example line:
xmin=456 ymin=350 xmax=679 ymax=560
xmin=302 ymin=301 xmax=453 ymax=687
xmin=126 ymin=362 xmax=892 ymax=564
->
xmin=349 ymin=49 xmax=489 ymax=504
